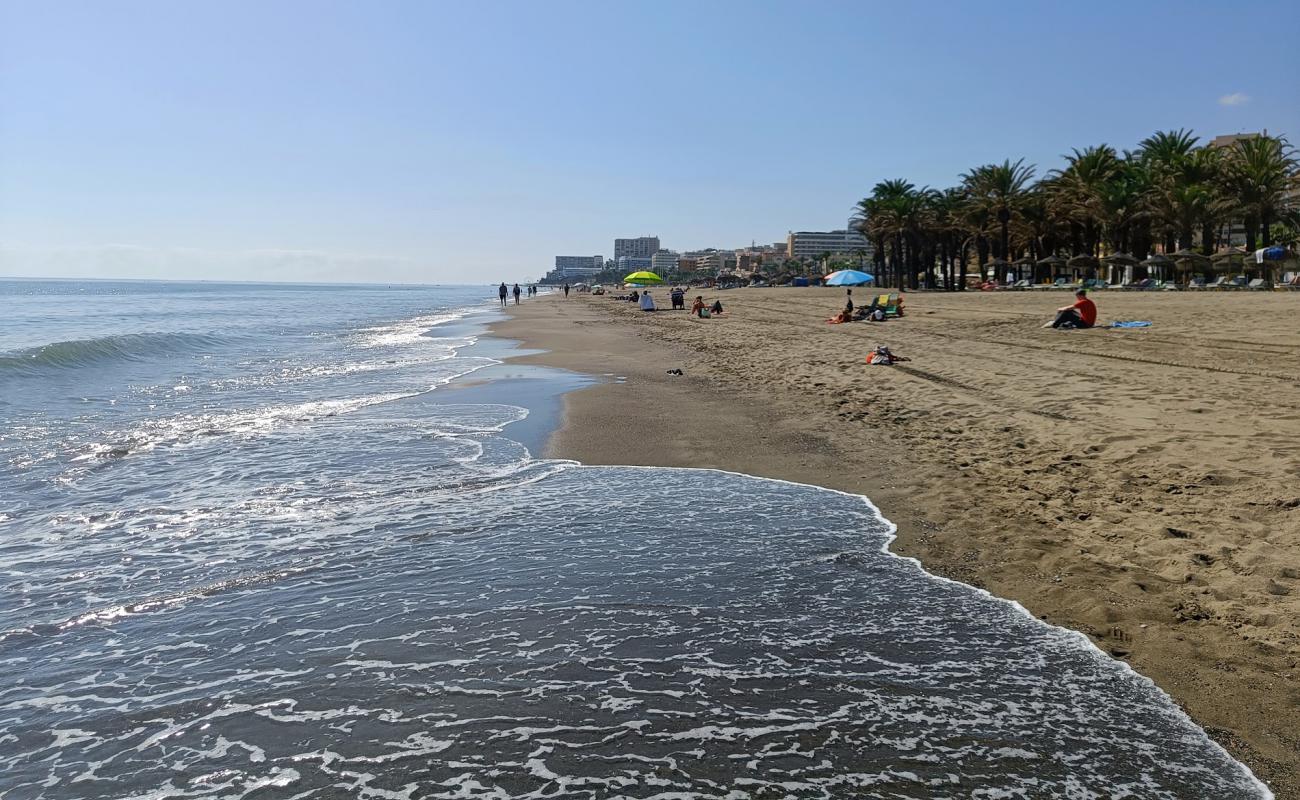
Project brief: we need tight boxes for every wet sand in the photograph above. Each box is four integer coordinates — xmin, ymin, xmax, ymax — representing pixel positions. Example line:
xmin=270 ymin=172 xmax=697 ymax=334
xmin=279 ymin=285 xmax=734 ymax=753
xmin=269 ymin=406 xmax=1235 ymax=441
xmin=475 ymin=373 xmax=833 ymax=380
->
xmin=492 ymin=287 xmax=1300 ymax=794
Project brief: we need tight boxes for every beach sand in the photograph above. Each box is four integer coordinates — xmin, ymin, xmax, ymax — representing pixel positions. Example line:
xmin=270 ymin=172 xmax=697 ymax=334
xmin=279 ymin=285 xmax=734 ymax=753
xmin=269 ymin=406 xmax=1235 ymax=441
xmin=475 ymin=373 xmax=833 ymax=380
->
xmin=493 ymin=287 xmax=1300 ymax=794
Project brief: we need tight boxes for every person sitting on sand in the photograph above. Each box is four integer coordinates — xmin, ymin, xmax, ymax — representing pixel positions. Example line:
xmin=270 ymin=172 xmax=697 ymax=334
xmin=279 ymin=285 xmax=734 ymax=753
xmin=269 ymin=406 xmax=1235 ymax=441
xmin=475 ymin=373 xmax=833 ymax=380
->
xmin=670 ymin=287 xmax=685 ymax=310
xmin=710 ymin=299 xmax=724 ymax=315
xmin=639 ymin=290 xmax=657 ymax=312
xmin=691 ymin=296 xmax=706 ymax=317
xmin=629 ymin=290 xmax=639 ymax=303
xmin=866 ymin=345 xmax=910 ymax=365
xmin=1046 ymin=289 xmax=1096 ymax=329
xmin=844 ymin=288 xmax=854 ymax=313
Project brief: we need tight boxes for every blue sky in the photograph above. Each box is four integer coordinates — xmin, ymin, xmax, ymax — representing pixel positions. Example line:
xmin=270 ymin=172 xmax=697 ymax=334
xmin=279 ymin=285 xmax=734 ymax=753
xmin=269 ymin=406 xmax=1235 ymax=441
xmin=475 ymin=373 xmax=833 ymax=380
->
xmin=2 ymin=0 xmax=1297 ymax=284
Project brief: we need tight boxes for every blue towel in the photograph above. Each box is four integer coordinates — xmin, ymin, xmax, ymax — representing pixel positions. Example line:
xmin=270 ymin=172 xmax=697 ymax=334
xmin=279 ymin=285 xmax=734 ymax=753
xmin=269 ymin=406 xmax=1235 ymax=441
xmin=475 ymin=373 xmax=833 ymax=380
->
xmin=1109 ymin=321 xmax=1152 ymax=328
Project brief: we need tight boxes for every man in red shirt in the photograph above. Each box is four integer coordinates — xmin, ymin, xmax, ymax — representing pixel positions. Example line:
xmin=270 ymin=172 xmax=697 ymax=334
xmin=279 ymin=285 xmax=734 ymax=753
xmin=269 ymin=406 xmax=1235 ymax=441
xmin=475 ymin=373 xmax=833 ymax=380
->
xmin=1047 ymin=289 xmax=1097 ymax=329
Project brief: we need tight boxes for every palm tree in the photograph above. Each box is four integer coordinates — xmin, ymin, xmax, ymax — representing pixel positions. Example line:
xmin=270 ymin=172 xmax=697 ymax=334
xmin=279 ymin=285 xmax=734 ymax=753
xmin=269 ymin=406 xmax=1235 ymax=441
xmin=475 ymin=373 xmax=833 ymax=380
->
xmin=963 ymin=158 xmax=1036 ymax=266
xmin=1050 ymin=145 xmax=1123 ymax=262
xmin=1224 ymin=134 xmax=1298 ymax=251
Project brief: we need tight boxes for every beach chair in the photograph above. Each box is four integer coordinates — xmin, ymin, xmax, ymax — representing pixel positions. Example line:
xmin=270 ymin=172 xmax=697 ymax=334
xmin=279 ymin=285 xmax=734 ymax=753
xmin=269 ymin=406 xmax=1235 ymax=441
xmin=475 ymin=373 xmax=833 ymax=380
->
xmin=884 ymin=293 xmax=903 ymax=317
xmin=854 ymin=294 xmax=883 ymax=319
xmin=1052 ymin=277 xmax=1071 ymax=289
xmin=1247 ymin=278 xmax=1269 ymax=290
xmin=1011 ymin=279 xmax=1032 ymax=290
xmin=1186 ymin=277 xmax=1207 ymax=290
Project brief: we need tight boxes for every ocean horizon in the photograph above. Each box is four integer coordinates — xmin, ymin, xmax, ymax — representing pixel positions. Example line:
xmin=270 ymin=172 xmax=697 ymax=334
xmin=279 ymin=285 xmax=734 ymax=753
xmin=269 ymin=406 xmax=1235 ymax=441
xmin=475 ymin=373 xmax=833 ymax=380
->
xmin=0 ymin=278 xmax=1273 ymax=798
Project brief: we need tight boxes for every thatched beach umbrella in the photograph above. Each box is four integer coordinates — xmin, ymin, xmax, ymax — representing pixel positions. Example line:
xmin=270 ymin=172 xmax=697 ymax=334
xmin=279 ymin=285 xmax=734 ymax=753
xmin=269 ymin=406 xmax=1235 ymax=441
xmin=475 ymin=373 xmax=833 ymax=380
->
xmin=1036 ymin=254 xmax=1066 ymax=281
xmin=1141 ymin=253 xmax=1174 ymax=282
xmin=1211 ymin=247 xmax=1248 ymax=270
xmin=1067 ymin=254 xmax=1099 ymax=279
xmin=1171 ymin=249 xmax=1211 ymax=281
xmin=1101 ymin=252 xmax=1138 ymax=284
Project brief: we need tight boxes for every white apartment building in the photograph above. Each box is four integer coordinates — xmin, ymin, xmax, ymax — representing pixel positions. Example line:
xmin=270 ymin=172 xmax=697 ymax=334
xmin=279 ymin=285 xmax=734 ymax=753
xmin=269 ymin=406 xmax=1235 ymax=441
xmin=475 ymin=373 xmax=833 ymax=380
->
xmin=616 ymin=256 xmax=654 ymax=272
xmin=786 ymin=229 xmax=873 ymax=259
xmin=553 ymin=255 xmax=604 ymax=276
xmin=614 ymin=236 xmax=661 ymax=259
xmin=650 ymin=250 xmax=678 ymax=275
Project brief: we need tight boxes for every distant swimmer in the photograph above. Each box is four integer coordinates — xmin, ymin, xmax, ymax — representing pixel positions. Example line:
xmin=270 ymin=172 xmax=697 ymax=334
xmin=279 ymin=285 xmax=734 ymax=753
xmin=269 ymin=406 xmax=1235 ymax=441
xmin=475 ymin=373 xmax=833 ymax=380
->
xmin=498 ymin=282 xmax=508 ymax=307
xmin=512 ymin=283 xmax=522 ymax=305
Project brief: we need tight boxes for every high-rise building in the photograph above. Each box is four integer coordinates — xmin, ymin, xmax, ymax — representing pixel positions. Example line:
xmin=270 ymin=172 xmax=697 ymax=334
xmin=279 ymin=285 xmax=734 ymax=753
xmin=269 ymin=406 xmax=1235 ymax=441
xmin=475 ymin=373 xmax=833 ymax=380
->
xmin=786 ymin=230 xmax=873 ymax=259
xmin=553 ymin=255 xmax=604 ymax=277
xmin=614 ymin=236 xmax=661 ymax=259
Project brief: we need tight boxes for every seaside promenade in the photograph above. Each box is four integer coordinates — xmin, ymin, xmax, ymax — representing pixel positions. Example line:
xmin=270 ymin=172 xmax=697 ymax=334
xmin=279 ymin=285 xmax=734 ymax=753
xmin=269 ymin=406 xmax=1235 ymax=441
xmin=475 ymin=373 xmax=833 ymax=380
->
xmin=496 ymin=287 xmax=1300 ymax=794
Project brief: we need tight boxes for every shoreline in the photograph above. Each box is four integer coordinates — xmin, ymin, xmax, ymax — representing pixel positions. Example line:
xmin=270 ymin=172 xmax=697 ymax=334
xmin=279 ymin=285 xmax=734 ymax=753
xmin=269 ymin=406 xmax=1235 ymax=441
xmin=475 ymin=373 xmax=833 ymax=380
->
xmin=493 ymin=288 xmax=1300 ymax=795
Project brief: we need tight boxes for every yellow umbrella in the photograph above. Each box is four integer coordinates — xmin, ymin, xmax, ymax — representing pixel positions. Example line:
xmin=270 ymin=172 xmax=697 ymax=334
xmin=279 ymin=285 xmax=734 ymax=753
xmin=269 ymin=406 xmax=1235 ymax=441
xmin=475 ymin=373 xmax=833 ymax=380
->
xmin=623 ymin=271 xmax=663 ymax=285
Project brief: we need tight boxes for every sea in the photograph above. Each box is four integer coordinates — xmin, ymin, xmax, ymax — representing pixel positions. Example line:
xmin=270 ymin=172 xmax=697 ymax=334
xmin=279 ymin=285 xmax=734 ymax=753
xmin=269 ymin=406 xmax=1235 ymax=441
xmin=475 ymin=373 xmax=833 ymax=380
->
xmin=0 ymin=279 xmax=1273 ymax=799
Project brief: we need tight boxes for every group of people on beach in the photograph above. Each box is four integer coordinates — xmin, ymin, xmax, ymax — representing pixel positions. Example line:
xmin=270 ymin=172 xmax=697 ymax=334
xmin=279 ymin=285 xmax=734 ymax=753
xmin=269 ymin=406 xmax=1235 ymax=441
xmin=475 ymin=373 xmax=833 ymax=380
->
xmin=628 ymin=288 xmax=724 ymax=317
xmin=497 ymin=283 xmax=539 ymax=306
xmin=824 ymin=286 xmax=1098 ymax=330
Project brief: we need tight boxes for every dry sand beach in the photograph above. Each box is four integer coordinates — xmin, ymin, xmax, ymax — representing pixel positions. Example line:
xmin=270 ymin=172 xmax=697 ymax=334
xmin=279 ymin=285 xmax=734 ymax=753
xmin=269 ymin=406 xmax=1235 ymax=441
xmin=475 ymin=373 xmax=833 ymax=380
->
xmin=494 ymin=287 xmax=1300 ymax=794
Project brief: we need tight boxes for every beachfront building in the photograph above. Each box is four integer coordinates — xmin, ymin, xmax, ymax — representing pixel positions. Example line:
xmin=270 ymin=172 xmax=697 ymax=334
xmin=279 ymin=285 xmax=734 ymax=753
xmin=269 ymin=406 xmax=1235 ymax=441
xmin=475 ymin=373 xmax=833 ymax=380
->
xmin=616 ymin=256 xmax=653 ymax=272
xmin=734 ymin=244 xmax=788 ymax=271
xmin=786 ymin=229 xmax=874 ymax=260
xmin=614 ymin=236 xmax=661 ymax=260
xmin=693 ymin=251 xmax=737 ymax=274
xmin=650 ymin=250 xmax=678 ymax=276
xmin=553 ymin=255 xmax=604 ymax=278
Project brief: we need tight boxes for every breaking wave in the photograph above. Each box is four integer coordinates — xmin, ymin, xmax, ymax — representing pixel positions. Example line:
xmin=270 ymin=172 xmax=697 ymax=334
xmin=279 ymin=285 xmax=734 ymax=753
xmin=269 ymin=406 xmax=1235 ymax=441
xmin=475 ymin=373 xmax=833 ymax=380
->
xmin=0 ymin=331 xmax=231 ymax=374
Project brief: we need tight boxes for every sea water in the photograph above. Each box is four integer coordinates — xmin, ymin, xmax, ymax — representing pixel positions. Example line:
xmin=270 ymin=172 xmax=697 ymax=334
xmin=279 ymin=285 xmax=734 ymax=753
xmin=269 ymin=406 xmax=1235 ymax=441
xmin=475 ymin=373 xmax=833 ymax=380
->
xmin=0 ymin=279 xmax=1272 ymax=799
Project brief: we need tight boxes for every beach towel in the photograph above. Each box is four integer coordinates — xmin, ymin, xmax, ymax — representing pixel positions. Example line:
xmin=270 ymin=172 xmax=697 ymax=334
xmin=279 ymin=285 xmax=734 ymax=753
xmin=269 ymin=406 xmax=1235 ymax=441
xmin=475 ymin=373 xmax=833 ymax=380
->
xmin=1109 ymin=321 xmax=1152 ymax=328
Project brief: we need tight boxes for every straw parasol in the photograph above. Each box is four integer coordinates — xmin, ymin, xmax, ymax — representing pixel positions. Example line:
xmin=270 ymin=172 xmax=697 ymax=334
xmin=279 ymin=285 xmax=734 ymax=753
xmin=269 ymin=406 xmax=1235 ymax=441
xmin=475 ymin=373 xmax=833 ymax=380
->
xmin=1067 ymin=254 xmax=1099 ymax=269
xmin=1101 ymin=252 xmax=1139 ymax=266
xmin=1211 ymin=246 xmax=1248 ymax=265
xmin=1171 ymin=249 xmax=1211 ymax=280
xmin=1036 ymin=254 xmax=1067 ymax=266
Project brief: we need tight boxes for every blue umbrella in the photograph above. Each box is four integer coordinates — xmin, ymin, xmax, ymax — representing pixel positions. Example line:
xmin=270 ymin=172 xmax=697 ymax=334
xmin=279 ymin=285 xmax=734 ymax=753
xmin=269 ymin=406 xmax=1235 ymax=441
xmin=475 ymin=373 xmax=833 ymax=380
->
xmin=823 ymin=269 xmax=875 ymax=286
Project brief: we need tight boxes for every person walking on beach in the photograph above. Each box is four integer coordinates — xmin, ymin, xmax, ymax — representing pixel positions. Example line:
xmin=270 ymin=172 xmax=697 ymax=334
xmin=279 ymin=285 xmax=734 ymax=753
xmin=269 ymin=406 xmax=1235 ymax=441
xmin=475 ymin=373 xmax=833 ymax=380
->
xmin=563 ymin=283 xmax=570 ymax=298
xmin=1046 ymin=289 xmax=1096 ymax=329
xmin=512 ymin=283 xmax=522 ymax=305
xmin=498 ymin=282 xmax=508 ymax=307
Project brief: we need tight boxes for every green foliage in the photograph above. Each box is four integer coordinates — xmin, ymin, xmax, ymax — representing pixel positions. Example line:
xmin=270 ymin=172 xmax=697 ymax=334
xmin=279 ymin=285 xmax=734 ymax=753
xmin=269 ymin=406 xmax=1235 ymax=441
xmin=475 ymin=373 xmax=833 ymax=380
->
xmin=853 ymin=128 xmax=1298 ymax=287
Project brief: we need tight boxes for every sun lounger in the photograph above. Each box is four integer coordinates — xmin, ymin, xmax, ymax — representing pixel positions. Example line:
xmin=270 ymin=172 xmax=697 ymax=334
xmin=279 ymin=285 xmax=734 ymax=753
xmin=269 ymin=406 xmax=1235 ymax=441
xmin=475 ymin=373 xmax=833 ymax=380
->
xmin=1247 ymin=278 xmax=1270 ymax=290
xmin=1186 ymin=277 xmax=1207 ymax=290
xmin=884 ymin=293 xmax=902 ymax=317
xmin=853 ymin=294 xmax=883 ymax=319
xmin=1011 ymin=279 xmax=1032 ymax=289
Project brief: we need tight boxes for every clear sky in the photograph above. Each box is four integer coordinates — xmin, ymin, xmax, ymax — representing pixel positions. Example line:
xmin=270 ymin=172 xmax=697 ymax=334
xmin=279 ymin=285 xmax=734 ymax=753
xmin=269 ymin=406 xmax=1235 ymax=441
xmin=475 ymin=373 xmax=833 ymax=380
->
xmin=2 ymin=0 xmax=1297 ymax=284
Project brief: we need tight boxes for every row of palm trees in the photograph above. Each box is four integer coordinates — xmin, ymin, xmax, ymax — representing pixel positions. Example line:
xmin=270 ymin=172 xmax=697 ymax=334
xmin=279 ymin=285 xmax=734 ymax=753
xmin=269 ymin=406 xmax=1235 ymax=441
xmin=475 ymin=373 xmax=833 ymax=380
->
xmin=851 ymin=129 xmax=1299 ymax=289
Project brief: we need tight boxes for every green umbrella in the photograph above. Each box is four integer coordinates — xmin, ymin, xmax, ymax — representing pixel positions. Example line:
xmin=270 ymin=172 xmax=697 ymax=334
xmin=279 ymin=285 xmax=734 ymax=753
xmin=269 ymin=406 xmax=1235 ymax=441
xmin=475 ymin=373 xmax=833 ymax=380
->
xmin=623 ymin=271 xmax=663 ymax=285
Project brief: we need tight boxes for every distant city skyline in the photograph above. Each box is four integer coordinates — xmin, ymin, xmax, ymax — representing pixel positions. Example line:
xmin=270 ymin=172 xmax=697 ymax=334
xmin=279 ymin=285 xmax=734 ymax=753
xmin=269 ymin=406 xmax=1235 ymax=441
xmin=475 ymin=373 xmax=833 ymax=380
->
xmin=2 ymin=1 xmax=1297 ymax=284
